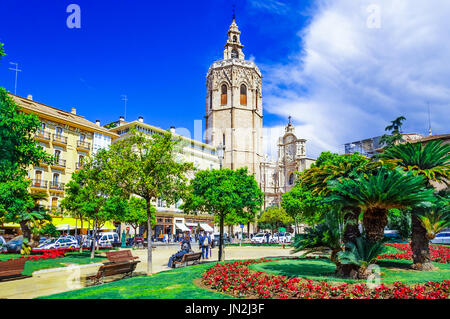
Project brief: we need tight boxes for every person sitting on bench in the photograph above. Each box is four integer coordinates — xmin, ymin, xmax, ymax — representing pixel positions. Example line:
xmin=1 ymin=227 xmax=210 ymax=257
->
xmin=168 ymin=241 xmax=192 ymax=268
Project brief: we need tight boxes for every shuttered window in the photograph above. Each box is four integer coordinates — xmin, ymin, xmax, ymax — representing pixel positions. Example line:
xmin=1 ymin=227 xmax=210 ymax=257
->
xmin=240 ymin=84 xmax=247 ymax=105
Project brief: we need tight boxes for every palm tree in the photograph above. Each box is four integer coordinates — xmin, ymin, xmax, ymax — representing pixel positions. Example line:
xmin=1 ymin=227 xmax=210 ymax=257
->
xmin=379 ymin=140 xmax=450 ymax=270
xmin=301 ymin=157 xmax=398 ymax=244
xmin=328 ymin=167 xmax=435 ymax=243
xmin=379 ymin=116 xmax=407 ymax=148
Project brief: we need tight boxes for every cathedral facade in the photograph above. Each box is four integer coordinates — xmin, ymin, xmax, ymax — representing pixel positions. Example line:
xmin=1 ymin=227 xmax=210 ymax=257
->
xmin=205 ymin=17 xmax=315 ymax=213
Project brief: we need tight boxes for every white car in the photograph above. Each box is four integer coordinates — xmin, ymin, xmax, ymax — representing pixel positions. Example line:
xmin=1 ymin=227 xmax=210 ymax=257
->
xmin=98 ymin=232 xmax=120 ymax=247
xmin=35 ymin=237 xmax=79 ymax=250
xmin=251 ymin=233 xmax=271 ymax=243
xmin=431 ymin=232 xmax=450 ymax=245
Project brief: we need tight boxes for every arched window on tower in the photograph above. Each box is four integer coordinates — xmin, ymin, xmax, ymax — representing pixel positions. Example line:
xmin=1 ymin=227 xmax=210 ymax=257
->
xmin=231 ymin=49 xmax=238 ymax=59
xmin=240 ymin=84 xmax=247 ymax=106
xmin=221 ymin=84 xmax=227 ymax=105
xmin=288 ymin=173 xmax=295 ymax=186
xmin=256 ymin=89 xmax=259 ymax=110
xmin=233 ymin=35 xmax=237 ymax=43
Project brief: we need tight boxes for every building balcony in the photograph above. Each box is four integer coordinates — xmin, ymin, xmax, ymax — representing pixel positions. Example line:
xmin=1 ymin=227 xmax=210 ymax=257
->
xmin=49 ymin=181 xmax=65 ymax=192
xmin=50 ymin=158 xmax=66 ymax=170
xmin=52 ymin=134 xmax=67 ymax=146
xmin=35 ymin=130 xmax=51 ymax=143
xmin=30 ymin=179 xmax=48 ymax=190
xmin=76 ymin=140 xmax=91 ymax=152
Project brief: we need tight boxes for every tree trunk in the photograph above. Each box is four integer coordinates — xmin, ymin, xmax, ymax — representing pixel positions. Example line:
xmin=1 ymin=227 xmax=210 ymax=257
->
xmin=90 ymin=220 xmax=96 ymax=259
xmin=218 ymin=215 xmax=225 ymax=261
xmin=343 ymin=208 xmax=361 ymax=244
xmin=335 ymin=208 xmax=363 ymax=278
xmin=247 ymin=222 xmax=250 ymax=238
xmin=146 ymin=198 xmax=153 ymax=275
xmin=79 ymin=218 xmax=83 ymax=253
xmin=411 ymin=213 xmax=434 ymax=270
xmin=363 ymin=208 xmax=388 ymax=242
xmin=19 ymin=221 xmax=31 ymax=241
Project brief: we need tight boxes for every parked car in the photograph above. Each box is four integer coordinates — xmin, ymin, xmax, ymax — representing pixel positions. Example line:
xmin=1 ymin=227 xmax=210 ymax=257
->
xmin=34 ymin=236 xmax=79 ymax=250
xmin=5 ymin=235 xmax=24 ymax=253
xmin=272 ymin=232 xmax=292 ymax=243
xmin=251 ymin=233 xmax=272 ymax=244
xmin=0 ymin=236 xmax=7 ymax=252
xmin=36 ymin=238 xmax=56 ymax=249
xmin=98 ymin=232 xmax=120 ymax=247
xmin=431 ymin=232 xmax=450 ymax=245
xmin=212 ymin=232 xmax=231 ymax=246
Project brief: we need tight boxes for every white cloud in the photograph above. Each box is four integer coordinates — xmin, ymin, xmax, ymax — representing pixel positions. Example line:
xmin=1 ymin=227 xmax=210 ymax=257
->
xmin=262 ymin=0 xmax=450 ymax=158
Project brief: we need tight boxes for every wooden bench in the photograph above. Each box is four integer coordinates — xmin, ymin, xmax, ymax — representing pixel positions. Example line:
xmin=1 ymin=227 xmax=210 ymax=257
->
xmin=173 ymin=252 xmax=202 ymax=268
xmin=106 ymin=250 xmax=139 ymax=263
xmin=87 ymin=260 xmax=139 ymax=285
xmin=0 ymin=258 xmax=27 ymax=281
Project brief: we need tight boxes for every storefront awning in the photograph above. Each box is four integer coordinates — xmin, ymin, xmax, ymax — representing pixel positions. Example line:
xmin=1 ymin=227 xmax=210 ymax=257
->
xmin=185 ymin=222 xmax=198 ymax=227
xmin=175 ymin=223 xmax=191 ymax=232
xmin=200 ymin=223 xmax=214 ymax=232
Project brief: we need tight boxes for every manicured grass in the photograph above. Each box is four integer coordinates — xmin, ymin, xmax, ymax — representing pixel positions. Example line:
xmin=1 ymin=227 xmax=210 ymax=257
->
xmin=0 ymin=253 xmax=22 ymax=261
xmin=249 ymin=258 xmax=450 ymax=285
xmin=39 ymin=262 xmax=232 ymax=299
xmin=22 ymin=252 xmax=107 ymax=276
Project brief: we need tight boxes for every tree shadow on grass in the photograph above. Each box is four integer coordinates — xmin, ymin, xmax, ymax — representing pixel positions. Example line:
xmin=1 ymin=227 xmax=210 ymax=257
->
xmin=377 ymin=260 xmax=413 ymax=270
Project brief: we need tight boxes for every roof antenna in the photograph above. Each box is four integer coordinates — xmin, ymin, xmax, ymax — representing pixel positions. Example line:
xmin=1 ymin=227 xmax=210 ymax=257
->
xmin=427 ymin=102 xmax=432 ymax=136
xmin=121 ymin=95 xmax=128 ymax=120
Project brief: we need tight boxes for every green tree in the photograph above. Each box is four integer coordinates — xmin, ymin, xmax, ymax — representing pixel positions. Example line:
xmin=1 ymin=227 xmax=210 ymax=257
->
xmin=379 ymin=116 xmax=406 ymax=148
xmin=379 ymin=140 xmax=450 ymax=270
xmin=123 ymin=197 xmax=156 ymax=240
xmin=0 ymin=88 xmax=53 ymax=238
xmin=63 ymin=151 xmax=127 ymax=258
xmin=328 ymin=167 xmax=435 ymax=242
xmin=106 ymin=129 xmax=193 ymax=274
xmin=183 ymin=168 xmax=263 ymax=261
xmin=257 ymin=206 xmax=293 ymax=234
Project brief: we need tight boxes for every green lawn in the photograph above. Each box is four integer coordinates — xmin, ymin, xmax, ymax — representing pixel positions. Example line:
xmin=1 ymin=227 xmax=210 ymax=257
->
xmin=249 ymin=258 xmax=450 ymax=285
xmin=0 ymin=253 xmax=22 ymax=261
xmin=40 ymin=262 xmax=232 ymax=299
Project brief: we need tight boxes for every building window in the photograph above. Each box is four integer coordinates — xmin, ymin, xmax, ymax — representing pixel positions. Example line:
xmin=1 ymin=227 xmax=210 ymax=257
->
xmin=55 ymin=127 xmax=63 ymax=137
xmin=51 ymin=197 xmax=58 ymax=208
xmin=52 ymin=173 xmax=59 ymax=185
xmin=233 ymin=35 xmax=237 ymax=42
xmin=231 ymin=49 xmax=238 ymax=59
xmin=221 ymin=84 xmax=227 ymax=105
xmin=240 ymin=84 xmax=247 ymax=105
xmin=80 ymin=133 xmax=86 ymax=142
xmin=256 ymin=89 xmax=258 ymax=110
xmin=209 ymin=90 xmax=213 ymax=109
xmin=288 ymin=173 xmax=295 ymax=185
xmin=223 ymin=133 xmax=226 ymax=146
xmin=54 ymin=150 xmax=61 ymax=161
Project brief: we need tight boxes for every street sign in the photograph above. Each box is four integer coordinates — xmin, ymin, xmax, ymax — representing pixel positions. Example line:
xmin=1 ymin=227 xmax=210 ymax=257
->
xmin=240 ymin=224 xmax=244 ymax=229
xmin=126 ymin=226 xmax=130 ymax=231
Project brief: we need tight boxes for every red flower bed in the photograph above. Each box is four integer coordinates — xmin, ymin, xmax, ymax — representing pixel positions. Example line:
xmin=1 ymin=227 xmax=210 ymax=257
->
xmin=202 ymin=259 xmax=450 ymax=299
xmin=378 ymin=243 xmax=450 ymax=263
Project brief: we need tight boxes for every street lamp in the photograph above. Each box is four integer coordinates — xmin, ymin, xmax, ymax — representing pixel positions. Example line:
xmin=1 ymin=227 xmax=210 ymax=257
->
xmin=217 ymin=142 xmax=225 ymax=169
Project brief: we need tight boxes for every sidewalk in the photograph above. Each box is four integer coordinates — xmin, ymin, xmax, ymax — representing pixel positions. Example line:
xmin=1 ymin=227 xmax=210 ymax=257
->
xmin=0 ymin=245 xmax=300 ymax=299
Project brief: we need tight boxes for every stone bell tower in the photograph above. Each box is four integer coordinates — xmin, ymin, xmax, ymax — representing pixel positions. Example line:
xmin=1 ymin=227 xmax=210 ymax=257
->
xmin=205 ymin=15 xmax=263 ymax=183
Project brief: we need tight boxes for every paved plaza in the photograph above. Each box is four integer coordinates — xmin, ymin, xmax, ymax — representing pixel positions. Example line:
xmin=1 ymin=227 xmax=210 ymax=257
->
xmin=0 ymin=246 xmax=302 ymax=299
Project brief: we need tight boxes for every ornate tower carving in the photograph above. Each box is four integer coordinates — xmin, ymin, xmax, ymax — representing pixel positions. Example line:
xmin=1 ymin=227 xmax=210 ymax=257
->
xmin=205 ymin=16 xmax=263 ymax=183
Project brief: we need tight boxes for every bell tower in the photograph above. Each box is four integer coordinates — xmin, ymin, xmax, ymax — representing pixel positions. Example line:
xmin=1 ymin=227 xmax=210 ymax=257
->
xmin=205 ymin=15 xmax=263 ymax=184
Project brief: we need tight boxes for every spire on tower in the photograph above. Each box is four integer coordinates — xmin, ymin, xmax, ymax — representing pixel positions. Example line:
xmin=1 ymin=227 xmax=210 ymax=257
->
xmin=223 ymin=11 xmax=244 ymax=60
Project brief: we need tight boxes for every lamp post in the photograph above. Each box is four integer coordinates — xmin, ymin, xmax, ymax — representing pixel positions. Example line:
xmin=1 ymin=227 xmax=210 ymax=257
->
xmin=216 ymin=142 xmax=225 ymax=260
xmin=217 ymin=142 xmax=225 ymax=169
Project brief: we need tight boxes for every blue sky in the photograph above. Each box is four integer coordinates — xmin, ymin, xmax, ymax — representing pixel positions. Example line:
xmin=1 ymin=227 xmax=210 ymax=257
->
xmin=0 ymin=1 xmax=312 ymax=139
xmin=1 ymin=0 xmax=449 ymax=158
